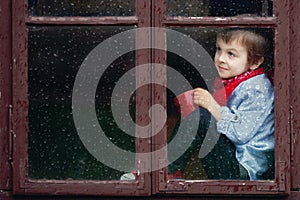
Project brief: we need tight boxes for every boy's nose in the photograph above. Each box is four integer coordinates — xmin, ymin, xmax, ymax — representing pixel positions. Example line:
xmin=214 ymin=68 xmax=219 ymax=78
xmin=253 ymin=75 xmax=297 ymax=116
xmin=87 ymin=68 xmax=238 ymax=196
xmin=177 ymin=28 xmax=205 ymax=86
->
xmin=216 ymin=53 xmax=226 ymax=63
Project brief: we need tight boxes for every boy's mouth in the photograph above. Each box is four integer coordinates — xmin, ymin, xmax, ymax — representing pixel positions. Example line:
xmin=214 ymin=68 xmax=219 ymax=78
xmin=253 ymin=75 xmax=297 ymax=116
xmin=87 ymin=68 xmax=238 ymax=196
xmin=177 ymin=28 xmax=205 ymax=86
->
xmin=217 ymin=65 xmax=228 ymax=71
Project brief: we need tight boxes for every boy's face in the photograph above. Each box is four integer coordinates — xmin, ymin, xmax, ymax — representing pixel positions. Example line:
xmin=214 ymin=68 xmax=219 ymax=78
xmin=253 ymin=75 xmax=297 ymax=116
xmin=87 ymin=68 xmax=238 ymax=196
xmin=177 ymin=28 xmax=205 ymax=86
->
xmin=214 ymin=39 xmax=258 ymax=79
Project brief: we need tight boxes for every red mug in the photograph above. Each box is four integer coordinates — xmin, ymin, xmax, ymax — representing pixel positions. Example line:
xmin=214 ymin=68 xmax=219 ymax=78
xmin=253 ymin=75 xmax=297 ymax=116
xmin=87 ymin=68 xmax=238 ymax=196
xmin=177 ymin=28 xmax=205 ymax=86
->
xmin=174 ymin=90 xmax=198 ymax=120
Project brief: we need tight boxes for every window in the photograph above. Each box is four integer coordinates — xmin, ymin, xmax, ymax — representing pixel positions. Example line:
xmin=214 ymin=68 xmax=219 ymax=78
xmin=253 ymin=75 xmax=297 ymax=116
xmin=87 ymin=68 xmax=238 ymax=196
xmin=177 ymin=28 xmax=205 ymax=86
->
xmin=12 ymin=0 xmax=151 ymax=196
xmin=12 ymin=0 xmax=290 ymax=196
xmin=28 ymin=0 xmax=135 ymax=16
xmin=151 ymin=0 xmax=289 ymax=195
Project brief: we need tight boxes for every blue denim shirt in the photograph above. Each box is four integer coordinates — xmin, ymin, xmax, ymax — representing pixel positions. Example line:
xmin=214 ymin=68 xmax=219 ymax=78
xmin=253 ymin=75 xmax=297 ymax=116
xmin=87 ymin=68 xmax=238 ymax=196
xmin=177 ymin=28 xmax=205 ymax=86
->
xmin=216 ymin=74 xmax=274 ymax=180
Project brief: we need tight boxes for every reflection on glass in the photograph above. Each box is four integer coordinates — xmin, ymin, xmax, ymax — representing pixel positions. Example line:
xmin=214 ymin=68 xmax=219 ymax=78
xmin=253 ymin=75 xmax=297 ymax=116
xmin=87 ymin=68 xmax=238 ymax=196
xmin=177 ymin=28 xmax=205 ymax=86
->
xmin=28 ymin=26 xmax=136 ymax=180
xmin=167 ymin=0 xmax=273 ymax=17
xmin=28 ymin=0 xmax=135 ymax=16
xmin=166 ymin=28 xmax=274 ymax=180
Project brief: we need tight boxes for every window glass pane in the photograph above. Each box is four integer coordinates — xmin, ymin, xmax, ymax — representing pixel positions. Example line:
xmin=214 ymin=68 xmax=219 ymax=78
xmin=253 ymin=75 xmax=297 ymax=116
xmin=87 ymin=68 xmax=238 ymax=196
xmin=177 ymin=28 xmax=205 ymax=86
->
xmin=166 ymin=28 xmax=274 ymax=180
xmin=167 ymin=0 xmax=273 ymax=17
xmin=28 ymin=0 xmax=135 ymax=16
xmin=28 ymin=26 xmax=136 ymax=180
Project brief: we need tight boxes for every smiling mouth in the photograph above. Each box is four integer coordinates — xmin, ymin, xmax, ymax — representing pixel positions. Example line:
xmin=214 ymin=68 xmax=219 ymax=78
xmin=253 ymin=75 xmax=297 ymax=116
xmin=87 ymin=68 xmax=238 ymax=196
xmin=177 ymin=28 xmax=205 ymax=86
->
xmin=218 ymin=66 xmax=228 ymax=71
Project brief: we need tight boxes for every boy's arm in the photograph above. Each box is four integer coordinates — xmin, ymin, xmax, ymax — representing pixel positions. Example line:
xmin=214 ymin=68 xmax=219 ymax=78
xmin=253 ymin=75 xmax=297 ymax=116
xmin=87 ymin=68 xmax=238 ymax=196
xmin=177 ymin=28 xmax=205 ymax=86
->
xmin=218 ymin=82 xmax=274 ymax=145
xmin=194 ymin=83 xmax=274 ymax=145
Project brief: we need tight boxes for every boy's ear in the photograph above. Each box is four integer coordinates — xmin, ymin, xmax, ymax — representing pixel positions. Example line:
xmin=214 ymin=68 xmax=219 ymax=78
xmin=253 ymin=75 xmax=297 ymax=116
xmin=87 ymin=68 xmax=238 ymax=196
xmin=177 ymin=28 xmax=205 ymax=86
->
xmin=250 ymin=57 xmax=264 ymax=70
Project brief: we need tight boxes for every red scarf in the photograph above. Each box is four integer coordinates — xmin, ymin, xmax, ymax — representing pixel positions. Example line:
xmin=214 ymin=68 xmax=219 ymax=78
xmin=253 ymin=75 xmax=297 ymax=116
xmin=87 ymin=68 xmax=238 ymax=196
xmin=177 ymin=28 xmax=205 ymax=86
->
xmin=213 ymin=68 xmax=265 ymax=106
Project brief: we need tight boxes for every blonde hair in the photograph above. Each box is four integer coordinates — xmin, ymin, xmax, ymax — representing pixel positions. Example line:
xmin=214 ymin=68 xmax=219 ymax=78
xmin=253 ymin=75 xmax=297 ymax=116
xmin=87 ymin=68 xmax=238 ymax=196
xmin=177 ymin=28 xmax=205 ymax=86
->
xmin=217 ymin=29 xmax=266 ymax=67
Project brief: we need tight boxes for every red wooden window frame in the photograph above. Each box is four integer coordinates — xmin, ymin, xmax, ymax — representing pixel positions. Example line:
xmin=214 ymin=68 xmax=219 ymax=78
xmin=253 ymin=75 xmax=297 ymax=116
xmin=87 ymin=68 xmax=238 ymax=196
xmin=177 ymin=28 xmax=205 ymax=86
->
xmin=10 ymin=0 xmax=293 ymax=197
xmin=290 ymin=0 xmax=300 ymax=191
xmin=151 ymin=0 xmax=291 ymax=195
xmin=0 ymin=0 xmax=13 ymax=191
xmin=12 ymin=0 xmax=152 ymax=196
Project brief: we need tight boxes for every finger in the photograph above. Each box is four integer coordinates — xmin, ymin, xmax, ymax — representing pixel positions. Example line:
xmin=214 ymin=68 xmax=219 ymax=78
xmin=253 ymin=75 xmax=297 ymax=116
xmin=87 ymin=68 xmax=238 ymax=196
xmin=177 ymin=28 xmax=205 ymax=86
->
xmin=194 ymin=99 xmax=199 ymax=105
xmin=194 ymin=88 xmax=202 ymax=93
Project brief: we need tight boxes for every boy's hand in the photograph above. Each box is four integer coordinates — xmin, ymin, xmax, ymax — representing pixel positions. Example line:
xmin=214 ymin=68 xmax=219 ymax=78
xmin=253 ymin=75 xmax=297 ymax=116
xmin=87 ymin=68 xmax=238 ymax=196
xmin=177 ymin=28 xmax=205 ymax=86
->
xmin=193 ymin=88 xmax=213 ymax=110
xmin=193 ymin=88 xmax=221 ymax=121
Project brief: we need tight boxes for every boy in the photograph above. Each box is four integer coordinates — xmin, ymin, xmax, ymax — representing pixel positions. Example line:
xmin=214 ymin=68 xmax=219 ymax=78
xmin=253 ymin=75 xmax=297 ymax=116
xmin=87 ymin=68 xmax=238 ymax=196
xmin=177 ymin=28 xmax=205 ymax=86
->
xmin=194 ymin=29 xmax=274 ymax=180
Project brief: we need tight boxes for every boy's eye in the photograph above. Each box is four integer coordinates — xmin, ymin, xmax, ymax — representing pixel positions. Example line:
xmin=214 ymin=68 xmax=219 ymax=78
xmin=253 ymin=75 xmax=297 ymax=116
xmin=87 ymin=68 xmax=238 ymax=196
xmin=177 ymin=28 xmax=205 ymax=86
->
xmin=228 ymin=51 xmax=236 ymax=57
xmin=216 ymin=46 xmax=221 ymax=51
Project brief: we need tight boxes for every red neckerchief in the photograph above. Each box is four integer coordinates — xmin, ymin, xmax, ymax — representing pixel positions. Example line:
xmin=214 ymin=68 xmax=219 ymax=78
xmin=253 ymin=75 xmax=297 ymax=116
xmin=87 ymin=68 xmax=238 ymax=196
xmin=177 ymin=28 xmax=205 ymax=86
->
xmin=213 ymin=68 xmax=265 ymax=106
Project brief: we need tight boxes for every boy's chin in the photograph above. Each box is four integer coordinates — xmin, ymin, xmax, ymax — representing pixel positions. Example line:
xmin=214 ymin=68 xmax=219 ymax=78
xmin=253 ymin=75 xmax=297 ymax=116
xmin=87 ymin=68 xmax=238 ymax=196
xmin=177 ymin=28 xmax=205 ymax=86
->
xmin=218 ymin=73 xmax=233 ymax=80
